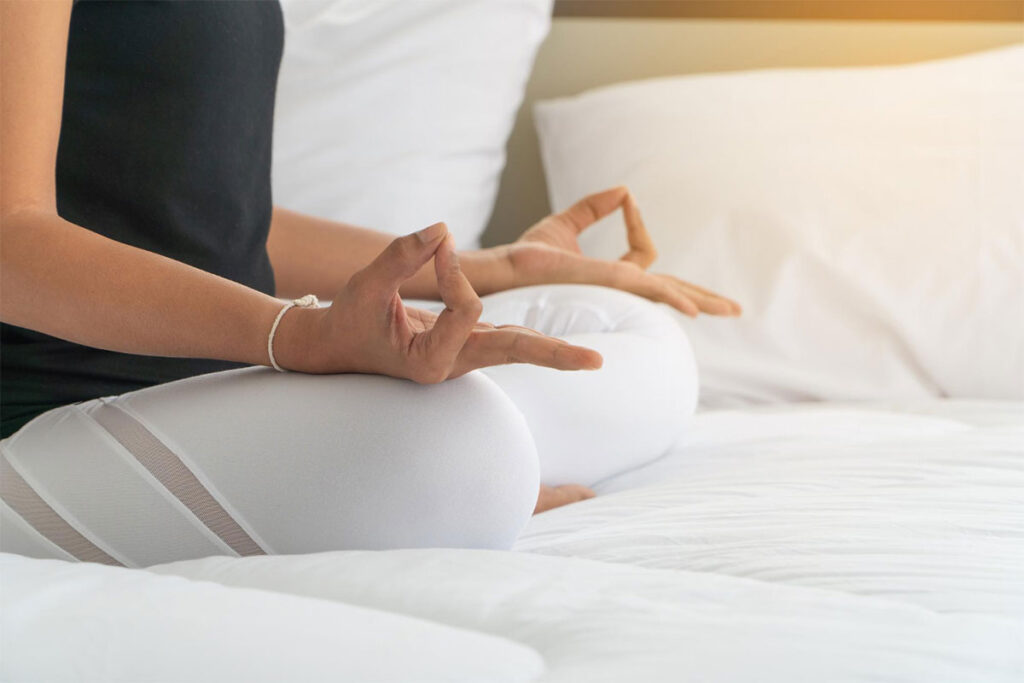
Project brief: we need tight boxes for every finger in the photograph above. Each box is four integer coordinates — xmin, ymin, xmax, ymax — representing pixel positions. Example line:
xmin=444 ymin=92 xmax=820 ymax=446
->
xmin=570 ymin=258 xmax=701 ymax=317
xmin=354 ymin=222 xmax=448 ymax=301
xmin=502 ymin=330 xmax=603 ymax=370
xmin=664 ymin=278 xmax=733 ymax=316
xmin=454 ymin=328 xmax=603 ymax=375
xmin=559 ymin=186 xmax=630 ymax=234
xmin=670 ymin=277 xmax=738 ymax=305
xmin=644 ymin=277 xmax=701 ymax=317
xmin=664 ymin=275 xmax=743 ymax=315
xmin=493 ymin=323 xmax=566 ymax=340
xmin=560 ymin=187 xmax=657 ymax=268
xmin=618 ymin=191 xmax=657 ymax=269
xmin=418 ymin=234 xmax=482 ymax=375
xmin=613 ymin=265 xmax=701 ymax=317
xmin=684 ymin=288 xmax=740 ymax=316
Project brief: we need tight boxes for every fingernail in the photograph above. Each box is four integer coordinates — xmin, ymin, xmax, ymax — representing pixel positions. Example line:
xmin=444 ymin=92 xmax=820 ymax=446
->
xmin=416 ymin=222 xmax=446 ymax=244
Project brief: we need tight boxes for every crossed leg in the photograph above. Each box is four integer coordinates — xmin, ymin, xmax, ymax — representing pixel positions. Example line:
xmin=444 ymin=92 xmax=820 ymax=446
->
xmin=1 ymin=285 xmax=696 ymax=566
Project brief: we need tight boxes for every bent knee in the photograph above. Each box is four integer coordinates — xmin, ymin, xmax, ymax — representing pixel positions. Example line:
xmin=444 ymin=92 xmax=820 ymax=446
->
xmin=530 ymin=284 xmax=698 ymax=412
xmin=239 ymin=371 xmax=541 ymax=553
xmin=478 ymin=284 xmax=699 ymax=484
xmin=394 ymin=373 xmax=540 ymax=550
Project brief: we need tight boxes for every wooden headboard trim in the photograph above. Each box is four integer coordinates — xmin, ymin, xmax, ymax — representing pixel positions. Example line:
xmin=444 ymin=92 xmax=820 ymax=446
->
xmin=553 ymin=1 xmax=1024 ymax=23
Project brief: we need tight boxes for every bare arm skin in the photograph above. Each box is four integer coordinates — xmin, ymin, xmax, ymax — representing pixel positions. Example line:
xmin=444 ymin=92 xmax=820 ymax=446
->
xmin=267 ymin=206 xmax=515 ymax=301
xmin=0 ymin=1 xmax=282 ymax=367
xmin=1 ymin=1 xmax=596 ymax=380
xmin=269 ymin=194 xmax=742 ymax=317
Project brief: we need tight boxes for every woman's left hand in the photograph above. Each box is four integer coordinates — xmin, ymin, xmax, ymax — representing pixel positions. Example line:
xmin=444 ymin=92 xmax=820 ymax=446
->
xmin=478 ymin=186 xmax=741 ymax=318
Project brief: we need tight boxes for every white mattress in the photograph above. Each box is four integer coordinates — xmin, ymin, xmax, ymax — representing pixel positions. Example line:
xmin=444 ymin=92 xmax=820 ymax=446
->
xmin=4 ymin=400 xmax=1023 ymax=682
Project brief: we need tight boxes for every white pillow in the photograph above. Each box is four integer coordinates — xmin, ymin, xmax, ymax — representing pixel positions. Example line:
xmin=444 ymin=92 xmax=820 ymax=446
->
xmin=273 ymin=0 xmax=552 ymax=249
xmin=535 ymin=46 xmax=1024 ymax=406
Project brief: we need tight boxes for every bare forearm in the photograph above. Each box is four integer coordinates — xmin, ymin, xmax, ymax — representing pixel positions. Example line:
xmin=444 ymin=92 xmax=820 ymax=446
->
xmin=267 ymin=207 xmax=515 ymax=300
xmin=1 ymin=209 xmax=282 ymax=366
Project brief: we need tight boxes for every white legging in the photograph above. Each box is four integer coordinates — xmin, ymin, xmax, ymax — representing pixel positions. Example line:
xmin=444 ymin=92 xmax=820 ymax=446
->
xmin=0 ymin=285 xmax=697 ymax=567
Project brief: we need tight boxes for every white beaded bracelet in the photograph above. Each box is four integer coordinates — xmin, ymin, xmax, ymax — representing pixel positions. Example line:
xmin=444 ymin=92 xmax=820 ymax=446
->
xmin=267 ymin=294 xmax=320 ymax=372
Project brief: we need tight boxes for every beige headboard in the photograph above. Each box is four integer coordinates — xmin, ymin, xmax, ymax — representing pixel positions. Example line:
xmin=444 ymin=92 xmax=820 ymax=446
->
xmin=480 ymin=16 xmax=1024 ymax=246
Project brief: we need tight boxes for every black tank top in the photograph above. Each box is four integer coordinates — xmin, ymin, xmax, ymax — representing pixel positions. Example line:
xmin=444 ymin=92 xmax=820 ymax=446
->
xmin=1 ymin=1 xmax=283 ymax=437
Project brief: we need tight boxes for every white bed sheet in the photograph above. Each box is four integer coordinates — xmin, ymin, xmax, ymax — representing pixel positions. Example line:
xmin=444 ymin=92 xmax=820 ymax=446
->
xmin=6 ymin=400 xmax=1023 ymax=682
xmin=518 ymin=400 xmax=1024 ymax=617
xmin=150 ymin=547 xmax=1019 ymax=683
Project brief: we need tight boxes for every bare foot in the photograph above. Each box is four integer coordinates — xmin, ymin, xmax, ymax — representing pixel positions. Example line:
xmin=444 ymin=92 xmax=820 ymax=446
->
xmin=534 ymin=484 xmax=596 ymax=514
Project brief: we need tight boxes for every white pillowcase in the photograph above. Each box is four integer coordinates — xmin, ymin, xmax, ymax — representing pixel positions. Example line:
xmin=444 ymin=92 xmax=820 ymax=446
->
xmin=536 ymin=46 xmax=1024 ymax=406
xmin=273 ymin=0 xmax=552 ymax=248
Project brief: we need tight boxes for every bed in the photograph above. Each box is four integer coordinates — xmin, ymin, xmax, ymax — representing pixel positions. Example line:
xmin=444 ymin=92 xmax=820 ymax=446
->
xmin=6 ymin=400 xmax=1022 ymax=681
xmin=3 ymin=2 xmax=1022 ymax=681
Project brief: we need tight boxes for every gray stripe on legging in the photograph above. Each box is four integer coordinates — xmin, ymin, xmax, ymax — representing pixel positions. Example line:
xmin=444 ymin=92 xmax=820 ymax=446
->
xmin=90 ymin=403 xmax=266 ymax=557
xmin=0 ymin=455 xmax=122 ymax=566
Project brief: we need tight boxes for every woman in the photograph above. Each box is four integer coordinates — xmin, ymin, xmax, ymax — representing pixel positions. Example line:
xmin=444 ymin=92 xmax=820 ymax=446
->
xmin=0 ymin=1 xmax=739 ymax=567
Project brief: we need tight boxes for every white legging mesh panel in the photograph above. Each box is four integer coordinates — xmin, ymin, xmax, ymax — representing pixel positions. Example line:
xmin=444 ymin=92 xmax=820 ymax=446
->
xmin=89 ymin=403 xmax=266 ymax=557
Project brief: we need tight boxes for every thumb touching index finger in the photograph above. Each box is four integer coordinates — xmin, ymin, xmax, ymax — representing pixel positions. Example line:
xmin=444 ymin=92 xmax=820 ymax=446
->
xmin=419 ymin=234 xmax=482 ymax=370
xmin=357 ymin=222 xmax=448 ymax=300
xmin=619 ymin=191 xmax=657 ymax=269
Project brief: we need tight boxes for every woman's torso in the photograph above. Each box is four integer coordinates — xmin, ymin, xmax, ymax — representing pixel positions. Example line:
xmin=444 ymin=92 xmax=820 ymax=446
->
xmin=1 ymin=0 xmax=284 ymax=437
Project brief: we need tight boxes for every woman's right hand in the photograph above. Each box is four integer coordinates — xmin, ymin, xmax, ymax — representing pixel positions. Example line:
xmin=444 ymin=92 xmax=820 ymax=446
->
xmin=273 ymin=222 xmax=604 ymax=381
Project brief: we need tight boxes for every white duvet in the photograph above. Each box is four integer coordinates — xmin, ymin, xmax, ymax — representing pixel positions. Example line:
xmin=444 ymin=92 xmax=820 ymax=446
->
xmin=4 ymin=400 xmax=1023 ymax=682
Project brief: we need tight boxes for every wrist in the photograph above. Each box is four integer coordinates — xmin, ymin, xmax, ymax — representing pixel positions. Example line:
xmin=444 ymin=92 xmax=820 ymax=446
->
xmin=268 ymin=303 xmax=328 ymax=373
xmin=460 ymin=246 xmax=517 ymax=296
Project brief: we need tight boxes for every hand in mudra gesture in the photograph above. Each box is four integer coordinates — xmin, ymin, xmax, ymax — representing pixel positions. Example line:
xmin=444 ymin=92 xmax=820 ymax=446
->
xmin=273 ymin=222 xmax=603 ymax=379
xmin=507 ymin=186 xmax=742 ymax=317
